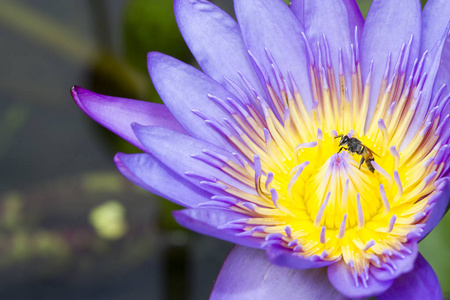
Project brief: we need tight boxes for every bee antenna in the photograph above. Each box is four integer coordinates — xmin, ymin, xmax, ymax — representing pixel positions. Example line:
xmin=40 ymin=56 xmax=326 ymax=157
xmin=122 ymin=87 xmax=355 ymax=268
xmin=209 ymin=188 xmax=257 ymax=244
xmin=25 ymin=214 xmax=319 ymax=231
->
xmin=335 ymin=134 xmax=343 ymax=139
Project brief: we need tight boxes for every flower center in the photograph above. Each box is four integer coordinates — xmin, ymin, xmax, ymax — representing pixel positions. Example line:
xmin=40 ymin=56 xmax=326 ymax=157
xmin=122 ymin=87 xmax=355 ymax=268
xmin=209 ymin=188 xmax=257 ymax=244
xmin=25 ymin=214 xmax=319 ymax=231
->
xmin=303 ymin=149 xmax=380 ymax=230
xmin=197 ymin=34 xmax=447 ymax=282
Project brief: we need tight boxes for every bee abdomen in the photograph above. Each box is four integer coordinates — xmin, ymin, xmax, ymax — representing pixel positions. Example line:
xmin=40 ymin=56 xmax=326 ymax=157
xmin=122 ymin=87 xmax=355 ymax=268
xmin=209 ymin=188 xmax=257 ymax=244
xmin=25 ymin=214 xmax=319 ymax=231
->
xmin=366 ymin=158 xmax=375 ymax=173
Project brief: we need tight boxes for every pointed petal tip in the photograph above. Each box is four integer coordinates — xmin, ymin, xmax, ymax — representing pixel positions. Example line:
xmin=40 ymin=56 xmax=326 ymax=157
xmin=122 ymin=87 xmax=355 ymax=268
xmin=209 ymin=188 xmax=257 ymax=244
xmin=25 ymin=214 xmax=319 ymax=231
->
xmin=130 ymin=122 xmax=149 ymax=136
xmin=70 ymin=85 xmax=79 ymax=96
xmin=113 ymin=152 xmax=126 ymax=166
xmin=112 ymin=153 xmax=149 ymax=196
xmin=70 ymin=85 xmax=89 ymax=110
xmin=147 ymin=50 xmax=161 ymax=61
xmin=147 ymin=51 xmax=166 ymax=72
xmin=113 ymin=153 xmax=147 ymax=191
xmin=172 ymin=209 xmax=182 ymax=219
xmin=131 ymin=122 xmax=152 ymax=146
xmin=113 ymin=153 xmax=135 ymax=183
xmin=71 ymin=86 xmax=121 ymax=125
xmin=130 ymin=121 xmax=143 ymax=130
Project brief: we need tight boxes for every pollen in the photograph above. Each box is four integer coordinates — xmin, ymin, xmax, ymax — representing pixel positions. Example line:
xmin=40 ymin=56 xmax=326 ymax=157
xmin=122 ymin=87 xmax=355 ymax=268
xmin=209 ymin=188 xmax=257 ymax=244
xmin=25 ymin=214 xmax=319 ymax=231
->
xmin=196 ymin=31 xmax=448 ymax=285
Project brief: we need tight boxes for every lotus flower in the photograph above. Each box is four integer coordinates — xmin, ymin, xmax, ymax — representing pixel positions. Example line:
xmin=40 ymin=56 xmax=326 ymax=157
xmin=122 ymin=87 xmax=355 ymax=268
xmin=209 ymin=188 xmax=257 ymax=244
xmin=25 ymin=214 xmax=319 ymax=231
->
xmin=72 ymin=0 xmax=450 ymax=298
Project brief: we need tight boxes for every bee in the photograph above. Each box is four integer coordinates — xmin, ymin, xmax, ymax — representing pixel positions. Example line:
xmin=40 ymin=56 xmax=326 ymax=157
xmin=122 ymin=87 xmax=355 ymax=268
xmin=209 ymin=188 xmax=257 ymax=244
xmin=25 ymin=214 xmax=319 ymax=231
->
xmin=335 ymin=134 xmax=379 ymax=173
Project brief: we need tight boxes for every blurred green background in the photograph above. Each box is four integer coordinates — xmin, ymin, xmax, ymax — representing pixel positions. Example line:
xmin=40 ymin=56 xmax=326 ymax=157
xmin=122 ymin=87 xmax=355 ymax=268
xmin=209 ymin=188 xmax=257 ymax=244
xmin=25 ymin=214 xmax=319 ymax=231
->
xmin=0 ymin=0 xmax=447 ymax=299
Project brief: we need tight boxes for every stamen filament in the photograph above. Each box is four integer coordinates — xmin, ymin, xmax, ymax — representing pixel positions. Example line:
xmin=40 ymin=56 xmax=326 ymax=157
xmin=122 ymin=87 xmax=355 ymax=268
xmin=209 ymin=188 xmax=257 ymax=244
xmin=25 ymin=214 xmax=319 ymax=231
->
xmin=314 ymin=191 xmax=331 ymax=227
xmin=320 ymin=225 xmax=326 ymax=244
xmin=362 ymin=240 xmax=376 ymax=252
xmin=393 ymin=171 xmax=403 ymax=203
xmin=388 ymin=215 xmax=397 ymax=233
xmin=356 ymin=194 xmax=364 ymax=228
xmin=338 ymin=214 xmax=347 ymax=239
xmin=371 ymin=161 xmax=393 ymax=187
xmin=380 ymin=184 xmax=390 ymax=213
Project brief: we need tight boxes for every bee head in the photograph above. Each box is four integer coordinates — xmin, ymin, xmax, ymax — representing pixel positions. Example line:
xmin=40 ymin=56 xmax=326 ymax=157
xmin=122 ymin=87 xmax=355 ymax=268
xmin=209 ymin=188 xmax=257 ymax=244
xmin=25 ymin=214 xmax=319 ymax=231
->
xmin=339 ymin=135 xmax=349 ymax=147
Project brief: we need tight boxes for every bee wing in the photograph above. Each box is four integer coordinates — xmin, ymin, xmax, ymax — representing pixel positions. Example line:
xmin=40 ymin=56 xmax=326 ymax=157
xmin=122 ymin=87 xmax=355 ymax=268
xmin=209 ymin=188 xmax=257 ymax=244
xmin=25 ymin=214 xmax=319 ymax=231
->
xmin=365 ymin=146 xmax=380 ymax=157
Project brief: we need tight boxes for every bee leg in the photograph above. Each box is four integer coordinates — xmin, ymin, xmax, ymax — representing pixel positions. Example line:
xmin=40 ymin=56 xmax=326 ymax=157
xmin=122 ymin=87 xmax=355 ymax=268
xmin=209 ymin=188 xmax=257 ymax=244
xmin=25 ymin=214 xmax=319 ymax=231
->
xmin=359 ymin=157 xmax=365 ymax=170
xmin=338 ymin=147 xmax=347 ymax=153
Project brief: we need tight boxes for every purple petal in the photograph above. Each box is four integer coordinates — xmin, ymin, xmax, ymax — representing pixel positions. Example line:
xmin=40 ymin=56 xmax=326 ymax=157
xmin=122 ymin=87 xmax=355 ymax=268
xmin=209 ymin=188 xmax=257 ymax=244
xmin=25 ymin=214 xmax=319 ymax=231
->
xmin=291 ymin=0 xmax=363 ymax=40
xmin=303 ymin=0 xmax=358 ymax=97
xmin=174 ymin=0 xmax=262 ymax=96
xmin=370 ymin=241 xmax=419 ymax=281
xmin=421 ymin=0 xmax=450 ymax=54
xmin=265 ymin=244 xmax=337 ymax=269
xmin=328 ymin=261 xmax=394 ymax=298
xmin=71 ymin=86 xmax=186 ymax=151
xmin=360 ymin=0 xmax=421 ymax=129
xmin=114 ymin=152 xmax=212 ymax=208
xmin=403 ymin=26 xmax=450 ymax=146
xmin=147 ymin=52 xmax=238 ymax=152
xmin=289 ymin=0 xmax=305 ymax=25
xmin=341 ymin=0 xmax=364 ymax=40
xmin=434 ymin=27 xmax=450 ymax=107
xmin=173 ymin=209 xmax=261 ymax=248
xmin=378 ymin=254 xmax=442 ymax=300
xmin=421 ymin=177 xmax=450 ymax=239
xmin=132 ymin=125 xmax=255 ymax=195
xmin=211 ymin=246 xmax=348 ymax=300
xmin=234 ymin=0 xmax=313 ymax=109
